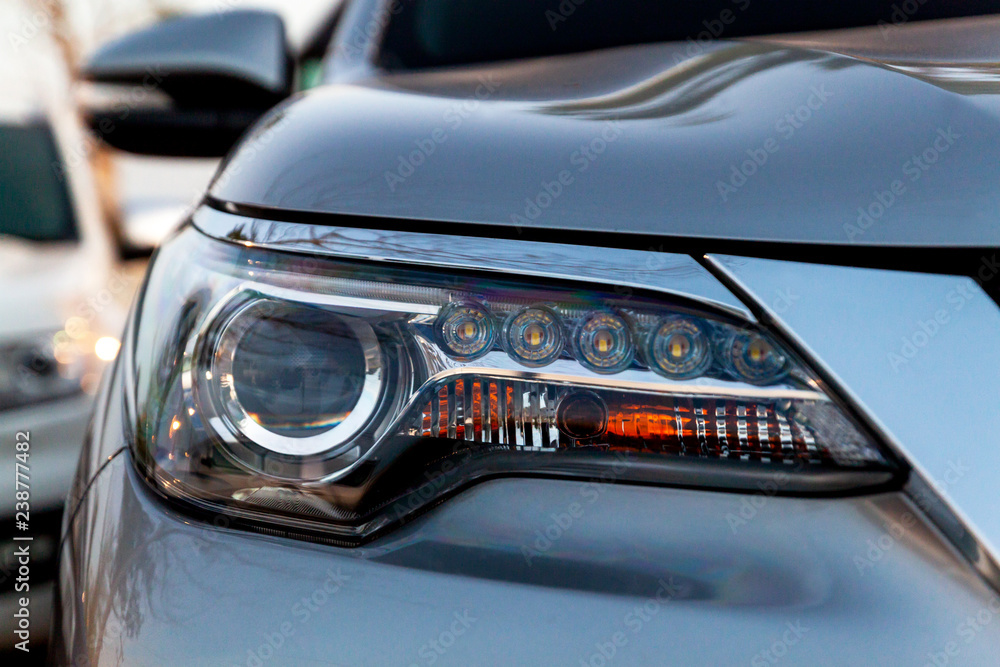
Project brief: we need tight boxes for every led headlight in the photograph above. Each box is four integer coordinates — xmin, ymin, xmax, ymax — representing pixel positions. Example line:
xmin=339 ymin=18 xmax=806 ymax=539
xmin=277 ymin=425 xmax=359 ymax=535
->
xmin=648 ymin=316 xmax=712 ymax=379
xmin=435 ymin=301 xmax=495 ymax=361
xmin=725 ymin=331 xmax=788 ymax=384
xmin=503 ymin=306 xmax=565 ymax=367
xmin=575 ymin=312 xmax=633 ymax=373
xmin=126 ymin=226 xmax=900 ymax=544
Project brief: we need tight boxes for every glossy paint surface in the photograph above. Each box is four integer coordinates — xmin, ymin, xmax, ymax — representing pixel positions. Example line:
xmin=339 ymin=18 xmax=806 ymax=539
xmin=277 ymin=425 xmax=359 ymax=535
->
xmin=711 ymin=255 xmax=1000 ymax=583
xmin=85 ymin=9 xmax=290 ymax=99
xmin=211 ymin=38 xmax=1000 ymax=246
xmin=56 ymin=448 xmax=1000 ymax=666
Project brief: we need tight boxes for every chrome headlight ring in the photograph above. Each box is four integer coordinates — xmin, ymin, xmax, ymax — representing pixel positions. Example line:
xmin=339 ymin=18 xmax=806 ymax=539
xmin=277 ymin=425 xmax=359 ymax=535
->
xmin=184 ymin=286 xmax=409 ymax=480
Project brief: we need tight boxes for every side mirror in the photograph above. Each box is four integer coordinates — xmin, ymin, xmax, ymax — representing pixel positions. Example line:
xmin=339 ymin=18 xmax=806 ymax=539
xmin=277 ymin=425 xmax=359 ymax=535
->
xmin=81 ymin=10 xmax=293 ymax=157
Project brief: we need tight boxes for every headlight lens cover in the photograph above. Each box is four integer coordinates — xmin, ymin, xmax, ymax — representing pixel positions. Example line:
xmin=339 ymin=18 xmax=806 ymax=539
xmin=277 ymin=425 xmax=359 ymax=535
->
xmin=128 ymin=228 xmax=899 ymax=542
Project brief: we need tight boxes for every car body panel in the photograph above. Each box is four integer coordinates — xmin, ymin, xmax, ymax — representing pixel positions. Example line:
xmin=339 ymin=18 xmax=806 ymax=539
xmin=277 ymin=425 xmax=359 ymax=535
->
xmin=759 ymin=14 xmax=1000 ymax=92
xmin=55 ymin=448 xmax=1000 ymax=666
xmin=212 ymin=37 xmax=1000 ymax=247
xmin=709 ymin=254 xmax=1000 ymax=582
xmin=53 ymin=7 xmax=1000 ymax=664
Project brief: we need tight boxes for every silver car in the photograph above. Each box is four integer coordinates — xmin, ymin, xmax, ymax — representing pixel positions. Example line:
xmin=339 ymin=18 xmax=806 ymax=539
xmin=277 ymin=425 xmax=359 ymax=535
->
xmin=49 ymin=2 xmax=1000 ymax=665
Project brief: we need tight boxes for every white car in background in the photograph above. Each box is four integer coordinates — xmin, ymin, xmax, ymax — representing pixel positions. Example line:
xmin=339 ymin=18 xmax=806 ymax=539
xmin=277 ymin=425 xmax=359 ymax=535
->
xmin=0 ymin=4 xmax=217 ymax=655
xmin=0 ymin=98 xmax=216 ymax=657
xmin=0 ymin=102 xmax=129 ymax=651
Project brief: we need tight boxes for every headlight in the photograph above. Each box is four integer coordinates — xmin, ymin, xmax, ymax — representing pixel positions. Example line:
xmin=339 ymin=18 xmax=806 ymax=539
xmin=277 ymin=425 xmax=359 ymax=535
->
xmin=128 ymin=228 xmax=900 ymax=542
xmin=208 ymin=297 xmax=383 ymax=458
xmin=0 ymin=325 xmax=107 ymax=412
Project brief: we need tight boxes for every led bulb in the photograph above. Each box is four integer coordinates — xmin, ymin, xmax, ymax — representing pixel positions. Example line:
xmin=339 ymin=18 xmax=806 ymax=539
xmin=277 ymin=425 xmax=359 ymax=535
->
xmin=576 ymin=312 xmax=634 ymax=373
xmin=504 ymin=306 xmax=565 ymax=367
xmin=726 ymin=331 xmax=788 ymax=384
xmin=648 ymin=316 xmax=712 ymax=379
xmin=436 ymin=302 xmax=495 ymax=361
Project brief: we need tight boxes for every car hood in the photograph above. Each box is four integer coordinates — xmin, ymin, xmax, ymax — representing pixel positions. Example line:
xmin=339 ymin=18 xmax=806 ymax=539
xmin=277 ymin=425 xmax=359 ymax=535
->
xmin=210 ymin=25 xmax=1000 ymax=248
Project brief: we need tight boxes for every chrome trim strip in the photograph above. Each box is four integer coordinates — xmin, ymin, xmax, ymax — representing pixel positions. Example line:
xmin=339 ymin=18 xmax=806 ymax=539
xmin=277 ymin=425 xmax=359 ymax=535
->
xmin=427 ymin=366 xmax=828 ymax=402
xmin=706 ymin=253 xmax=1000 ymax=595
xmin=191 ymin=206 xmax=754 ymax=321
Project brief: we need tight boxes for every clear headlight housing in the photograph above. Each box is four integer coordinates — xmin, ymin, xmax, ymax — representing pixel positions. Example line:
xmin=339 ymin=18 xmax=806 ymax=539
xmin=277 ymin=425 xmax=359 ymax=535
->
xmin=128 ymin=228 xmax=899 ymax=542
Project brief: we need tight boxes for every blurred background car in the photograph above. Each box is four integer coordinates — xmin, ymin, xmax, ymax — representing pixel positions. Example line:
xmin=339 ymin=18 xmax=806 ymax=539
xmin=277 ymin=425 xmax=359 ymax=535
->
xmin=0 ymin=2 xmax=212 ymax=657
xmin=0 ymin=90 xmax=128 ymax=656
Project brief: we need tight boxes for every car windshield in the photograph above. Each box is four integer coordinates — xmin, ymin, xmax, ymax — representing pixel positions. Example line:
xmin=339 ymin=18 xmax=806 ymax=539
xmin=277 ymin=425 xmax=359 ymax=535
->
xmin=379 ymin=0 xmax=1000 ymax=69
xmin=0 ymin=122 xmax=78 ymax=243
